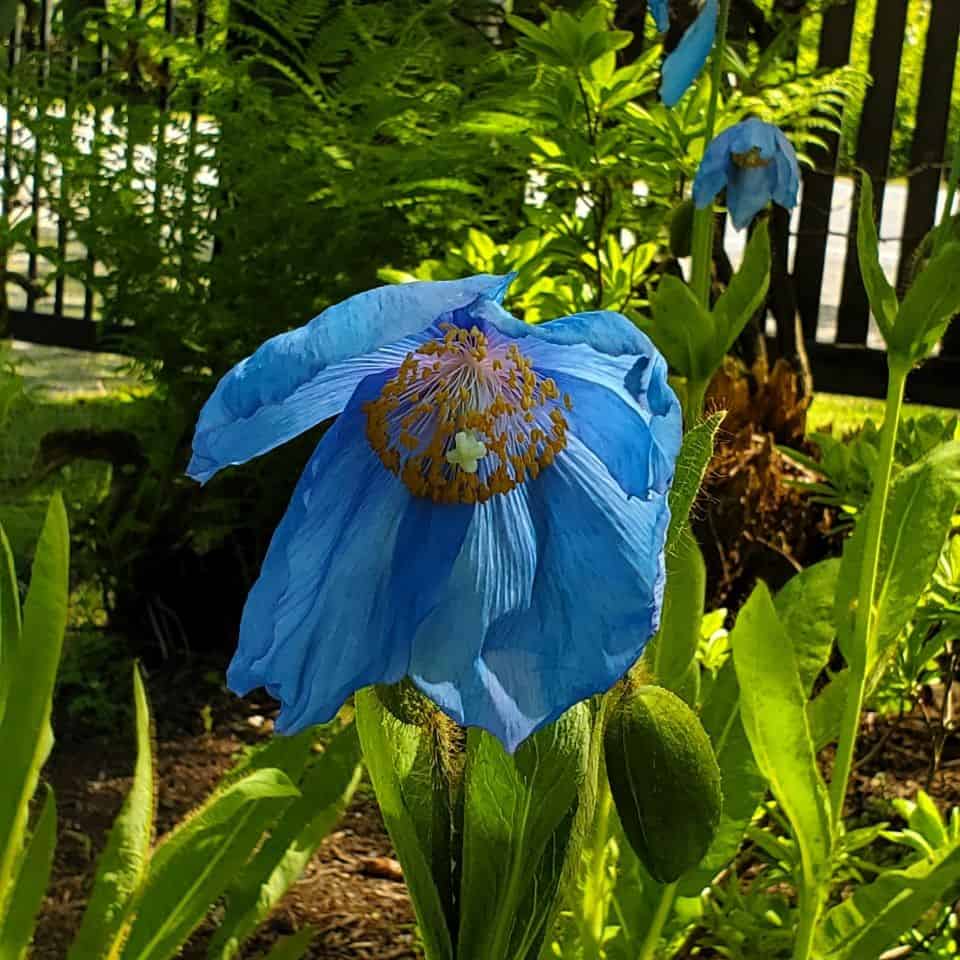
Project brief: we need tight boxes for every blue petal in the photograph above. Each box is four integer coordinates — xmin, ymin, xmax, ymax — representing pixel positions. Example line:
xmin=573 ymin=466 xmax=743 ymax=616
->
xmin=649 ymin=0 xmax=670 ymax=31
xmin=411 ymin=436 xmax=670 ymax=753
xmin=772 ymin=127 xmax=800 ymax=210
xmin=472 ymin=302 xmax=683 ymax=497
xmin=726 ymin=164 xmax=777 ymax=230
xmin=188 ymin=274 xmax=513 ymax=483
xmin=229 ymin=373 xmax=471 ymax=733
xmin=693 ymin=125 xmax=737 ymax=208
xmin=660 ymin=0 xmax=718 ymax=108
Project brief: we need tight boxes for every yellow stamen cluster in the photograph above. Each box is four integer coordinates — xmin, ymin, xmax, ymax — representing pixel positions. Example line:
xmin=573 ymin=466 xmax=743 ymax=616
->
xmin=731 ymin=145 xmax=772 ymax=169
xmin=363 ymin=324 xmax=570 ymax=504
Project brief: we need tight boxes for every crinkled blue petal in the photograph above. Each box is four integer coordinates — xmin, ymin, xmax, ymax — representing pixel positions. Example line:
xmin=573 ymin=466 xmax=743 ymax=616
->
xmin=772 ymin=126 xmax=800 ymax=210
xmin=660 ymin=0 xmax=718 ymax=107
xmin=693 ymin=125 xmax=737 ymax=208
xmin=649 ymin=0 xmax=670 ymax=32
xmin=727 ymin=164 xmax=778 ymax=230
xmin=188 ymin=274 xmax=513 ymax=483
xmin=229 ymin=372 xmax=472 ymax=734
xmin=410 ymin=435 xmax=670 ymax=753
xmin=469 ymin=302 xmax=682 ymax=498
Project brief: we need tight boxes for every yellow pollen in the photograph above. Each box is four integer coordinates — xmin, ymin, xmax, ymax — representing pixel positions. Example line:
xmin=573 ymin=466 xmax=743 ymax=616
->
xmin=363 ymin=328 xmax=569 ymax=503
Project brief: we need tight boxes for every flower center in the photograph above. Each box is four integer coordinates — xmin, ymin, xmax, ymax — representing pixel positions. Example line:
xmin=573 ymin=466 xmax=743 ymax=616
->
xmin=731 ymin=145 xmax=771 ymax=169
xmin=364 ymin=323 xmax=571 ymax=504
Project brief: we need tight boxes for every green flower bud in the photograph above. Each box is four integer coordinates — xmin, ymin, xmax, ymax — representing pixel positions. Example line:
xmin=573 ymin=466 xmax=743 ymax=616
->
xmin=604 ymin=684 xmax=722 ymax=883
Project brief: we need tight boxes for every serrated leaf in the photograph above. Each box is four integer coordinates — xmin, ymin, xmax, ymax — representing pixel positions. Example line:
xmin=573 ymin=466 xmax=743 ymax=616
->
xmin=355 ymin=689 xmax=454 ymax=960
xmin=208 ymin=725 xmax=362 ymax=960
xmin=648 ymin=275 xmax=717 ymax=381
xmin=897 ymin=242 xmax=960 ymax=361
xmin=0 ymin=495 xmax=69 ymax=918
xmin=731 ymin=585 xmax=832 ymax=889
xmin=713 ymin=223 xmax=771 ymax=355
xmin=856 ymin=174 xmax=898 ymax=344
xmin=70 ymin=664 xmax=155 ymax=960
xmin=119 ymin=769 xmax=300 ymax=960
xmin=836 ymin=442 xmax=960 ymax=680
xmin=817 ymin=843 xmax=960 ymax=959
xmin=775 ymin=559 xmax=840 ymax=697
xmin=457 ymin=704 xmax=590 ymax=960
xmin=0 ymin=784 xmax=56 ymax=960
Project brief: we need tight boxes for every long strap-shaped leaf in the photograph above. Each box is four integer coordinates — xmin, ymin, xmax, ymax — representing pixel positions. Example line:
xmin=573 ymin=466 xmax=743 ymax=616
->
xmin=69 ymin=664 xmax=156 ymax=960
xmin=0 ymin=785 xmax=57 ymax=960
xmin=119 ymin=768 xmax=299 ymax=960
xmin=207 ymin=724 xmax=362 ymax=960
xmin=0 ymin=495 xmax=69 ymax=920
xmin=0 ymin=523 xmax=22 ymax=730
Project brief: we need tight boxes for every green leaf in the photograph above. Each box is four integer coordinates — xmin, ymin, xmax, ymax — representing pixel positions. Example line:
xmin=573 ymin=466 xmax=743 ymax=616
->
xmin=256 ymin=927 xmax=317 ymax=960
xmin=807 ymin=672 xmax=849 ymax=751
xmin=0 ymin=0 xmax=17 ymax=36
xmin=119 ymin=769 xmax=300 ymax=960
xmin=457 ymin=704 xmax=590 ymax=960
xmin=208 ymin=725 xmax=363 ymax=960
xmin=713 ymin=223 xmax=771 ymax=355
xmin=836 ymin=442 xmax=960 ymax=680
xmin=678 ymin=661 xmax=766 ymax=895
xmin=775 ymin=559 xmax=840 ymax=697
xmin=856 ymin=174 xmax=898 ymax=344
xmin=0 ymin=524 xmax=21 ymax=731
xmin=648 ymin=275 xmax=717 ymax=382
xmin=645 ymin=535 xmax=705 ymax=705
xmin=666 ymin=410 xmax=724 ymax=555
xmin=0 ymin=494 xmax=69 ymax=918
xmin=355 ymin=689 xmax=455 ymax=960
xmin=897 ymin=242 xmax=960 ymax=361
xmin=0 ymin=785 xmax=56 ymax=960
xmin=731 ymin=585 xmax=832 ymax=889
xmin=70 ymin=664 xmax=155 ymax=959
xmin=816 ymin=844 xmax=960 ymax=959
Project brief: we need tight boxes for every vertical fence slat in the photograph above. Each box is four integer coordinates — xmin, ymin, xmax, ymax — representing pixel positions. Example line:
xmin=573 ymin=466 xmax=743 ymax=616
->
xmin=835 ymin=0 xmax=910 ymax=345
xmin=54 ymin=52 xmax=79 ymax=316
xmin=26 ymin=0 xmax=52 ymax=317
xmin=896 ymin=0 xmax=960 ymax=291
xmin=83 ymin=35 xmax=108 ymax=324
xmin=794 ymin=0 xmax=856 ymax=340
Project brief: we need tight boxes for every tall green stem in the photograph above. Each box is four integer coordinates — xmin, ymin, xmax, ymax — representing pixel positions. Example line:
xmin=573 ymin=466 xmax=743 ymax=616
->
xmin=793 ymin=881 xmax=821 ymax=960
xmin=637 ymin=881 xmax=678 ymax=960
xmin=689 ymin=0 xmax=733 ymax=308
xmin=828 ymin=358 xmax=909 ymax=828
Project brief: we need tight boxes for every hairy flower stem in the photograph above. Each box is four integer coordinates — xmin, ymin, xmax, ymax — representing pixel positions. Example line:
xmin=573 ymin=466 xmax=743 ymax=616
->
xmin=690 ymin=0 xmax=733 ymax=308
xmin=637 ymin=880 xmax=678 ymax=960
xmin=828 ymin=358 xmax=909 ymax=829
xmin=583 ymin=786 xmax=613 ymax=960
xmin=684 ymin=377 xmax=709 ymax=425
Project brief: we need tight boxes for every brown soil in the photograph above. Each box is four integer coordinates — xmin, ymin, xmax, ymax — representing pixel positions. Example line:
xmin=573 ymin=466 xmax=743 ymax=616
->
xmin=35 ymin=670 xmax=419 ymax=960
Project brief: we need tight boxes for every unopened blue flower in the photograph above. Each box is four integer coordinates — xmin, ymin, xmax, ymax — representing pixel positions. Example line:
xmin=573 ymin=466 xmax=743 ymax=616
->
xmin=660 ymin=0 xmax=717 ymax=107
xmin=649 ymin=0 xmax=670 ymax=32
xmin=189 ymin=275 xmax=682 ymax=753
xmin=693 ymin=118 xmax=800 ymax=230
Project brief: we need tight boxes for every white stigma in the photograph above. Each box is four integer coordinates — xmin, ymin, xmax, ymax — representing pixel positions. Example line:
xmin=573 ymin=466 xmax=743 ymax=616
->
xmin=445 ymin=430 xmax=488 ymax=475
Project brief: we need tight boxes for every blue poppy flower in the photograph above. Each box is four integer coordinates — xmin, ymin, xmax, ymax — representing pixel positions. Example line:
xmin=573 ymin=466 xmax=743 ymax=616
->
xmin=189 ymin=275 xmax=682 ymax=753
xmin=648 ymin=0 xmax=670 ymax=32
xmin=660 ymin=0 xmax=717 ymax=108
xmin=692 ymin=118 xmax=800 ymax=230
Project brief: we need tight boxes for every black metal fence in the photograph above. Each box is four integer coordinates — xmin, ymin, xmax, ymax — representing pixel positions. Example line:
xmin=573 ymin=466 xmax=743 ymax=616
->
xmin=3 ymin=0 xmax=960 ymax=407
